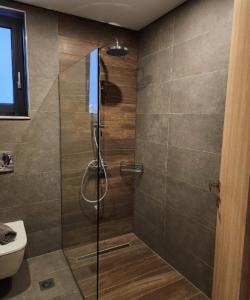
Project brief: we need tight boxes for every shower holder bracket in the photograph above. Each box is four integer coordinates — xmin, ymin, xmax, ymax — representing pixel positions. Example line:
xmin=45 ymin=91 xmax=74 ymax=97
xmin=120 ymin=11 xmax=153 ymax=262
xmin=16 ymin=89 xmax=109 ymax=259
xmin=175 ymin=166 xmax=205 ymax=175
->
xmin=120 ymin=162 xmax=144 ymax=175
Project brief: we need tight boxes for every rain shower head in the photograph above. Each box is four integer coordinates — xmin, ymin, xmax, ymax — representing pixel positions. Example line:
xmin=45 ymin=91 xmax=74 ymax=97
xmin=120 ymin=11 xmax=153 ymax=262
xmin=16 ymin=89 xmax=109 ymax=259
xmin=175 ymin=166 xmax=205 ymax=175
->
xmin=107 ymin=40 xmax=128 ymax=57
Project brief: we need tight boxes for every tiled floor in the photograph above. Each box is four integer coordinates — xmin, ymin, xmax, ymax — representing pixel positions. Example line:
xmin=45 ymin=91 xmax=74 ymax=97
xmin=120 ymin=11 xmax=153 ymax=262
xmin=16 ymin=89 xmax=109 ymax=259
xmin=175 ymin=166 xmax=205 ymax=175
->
xmin=1 ymin=235 xmax=210 ymax=300
xmin=0 ymin=250 xmax=83 ymax=300
xmin=64 ymin=233 xmax=209 ymax=300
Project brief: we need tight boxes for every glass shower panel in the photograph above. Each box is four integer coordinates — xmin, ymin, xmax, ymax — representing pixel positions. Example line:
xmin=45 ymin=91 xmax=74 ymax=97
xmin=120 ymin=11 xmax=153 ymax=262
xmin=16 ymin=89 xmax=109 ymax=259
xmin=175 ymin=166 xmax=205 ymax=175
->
xmin=59 ymin=49 xmax=100 ymax=300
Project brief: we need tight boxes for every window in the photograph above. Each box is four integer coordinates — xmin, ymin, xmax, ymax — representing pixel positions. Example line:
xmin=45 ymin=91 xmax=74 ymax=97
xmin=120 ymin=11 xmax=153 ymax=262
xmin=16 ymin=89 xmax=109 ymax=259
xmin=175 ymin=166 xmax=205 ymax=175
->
xmin=0 ymin=7 xmax=28 ymax=117
xmin=88 ymin=48 xmax=99 ymax=114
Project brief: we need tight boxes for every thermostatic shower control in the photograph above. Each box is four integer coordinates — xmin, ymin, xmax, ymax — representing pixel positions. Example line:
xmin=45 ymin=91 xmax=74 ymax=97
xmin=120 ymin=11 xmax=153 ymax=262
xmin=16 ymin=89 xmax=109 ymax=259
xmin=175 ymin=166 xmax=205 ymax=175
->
xmin=0 ymin=152 xmax=14 ymax=173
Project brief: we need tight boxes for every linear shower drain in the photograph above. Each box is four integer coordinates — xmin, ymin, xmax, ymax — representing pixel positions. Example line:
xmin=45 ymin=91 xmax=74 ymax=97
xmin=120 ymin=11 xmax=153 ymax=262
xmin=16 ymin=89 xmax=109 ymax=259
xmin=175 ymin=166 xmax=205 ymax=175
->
xmin=39 ymin=278 xmax=55 ymax=291
xmin=77 ymin=242 xmax=130 ymax=261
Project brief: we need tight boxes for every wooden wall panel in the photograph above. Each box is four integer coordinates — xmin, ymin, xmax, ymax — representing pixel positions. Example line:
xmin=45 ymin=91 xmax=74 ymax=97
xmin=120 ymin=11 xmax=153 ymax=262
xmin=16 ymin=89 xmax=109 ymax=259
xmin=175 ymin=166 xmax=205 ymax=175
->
xmin=58 ymin=13 xmax=138 ymax=247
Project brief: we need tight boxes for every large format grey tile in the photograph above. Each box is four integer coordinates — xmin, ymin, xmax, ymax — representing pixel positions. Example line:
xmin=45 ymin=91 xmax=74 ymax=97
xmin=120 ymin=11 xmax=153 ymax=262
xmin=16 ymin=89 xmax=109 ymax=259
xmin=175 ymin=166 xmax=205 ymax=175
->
xmin=139 ymin=12 xmax=174 ymax=58
xmin=50 ymin=291 xmax=83 ymax=300
xmin=173 ymin=23 xmax=232 ymax=78
xmin=174 ymin=0 xmax=234 ymax=44
xmin=0 ymin=199 xmax=61 ymax=234
xmin=26 ymin=226 xmax=61 ymax=257
xmin=136 ymin=140 xmax=168 ymax=176
xmin=164 ymin=205 xmax=215 ymax=267
xmin=26 ymin=9 xmax=59 ymax=80
xmin=170 ymin=70 xmax=228 ymax=114
xmin=135 ymin=168 xmax=166 ymax=202
xmin=165 ymin=176 xmax=217 ymax=230
xmin=167 ymin=146 xmax=220 ymax=190
xmin=18 ymin=111 xmax=60 ymax=145
xmin=138 ymin=47 xmax=173 ymax=84
xmin=13 ymin=142 xmax=60 ymax=175
xmin=2 ymin=111 xmax=60 ymax=175
xmin=134 ymin=212 xmax=164 ymax=257
xmin=134 ymin=190 xmax=164 ymax=230
xmin=27 ymin=251 xmax=67 ymax=279
xmin=136 ymin=114 xmax=169 ymax=145
xmin=26 ymin=7 xmax=58 ymax=49
xmin=137 ymin=81 xmax=171 ymax=114
xmin=163 ymin=244 xmax=213 ymax=297
xmin=0 ymin=121 xmax=30 ymax=143
xmin=28 ymin=49 xmax=59 ymax=81
xmin=0 ymin=172 xmax=61 ymax=208
xmin=29 ymin=77 xmax=59 ymax=113
xmin=169 ymin=114 xmax=224 ymax=153
xmin=1 ymin=251 xmax=82 ymax=300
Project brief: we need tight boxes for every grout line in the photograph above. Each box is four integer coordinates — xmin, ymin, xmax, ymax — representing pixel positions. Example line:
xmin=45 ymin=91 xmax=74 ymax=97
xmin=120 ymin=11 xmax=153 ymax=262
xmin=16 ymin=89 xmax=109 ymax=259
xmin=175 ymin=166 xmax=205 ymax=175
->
xmin=135 ymin=112 xmax=225 ymax=116
xmin=138 ymin=44 xmax=174 ymax=61
xmin=169 ymin=144 xmax=221 ymax=156
xmin=138 ymin=21 xmax=232 ymax=62
xmin=136 ymin=68 xmax=228 ymax=88
xmin=173 ymin=19 xmax=232 ymax=48
xmin=0 ymin=198 xmax=61 ymax=211
xmin=136 ymin=188 xmax=216 ymax=232
xmin=136 ymin=138 xmax=221 ymax=155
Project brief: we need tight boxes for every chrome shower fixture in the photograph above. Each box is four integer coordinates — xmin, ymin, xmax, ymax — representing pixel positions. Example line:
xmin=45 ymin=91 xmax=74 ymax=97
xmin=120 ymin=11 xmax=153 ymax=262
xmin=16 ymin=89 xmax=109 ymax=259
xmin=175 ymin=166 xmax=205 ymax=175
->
xmin=105 ymin=40 xmax=129 ymax=57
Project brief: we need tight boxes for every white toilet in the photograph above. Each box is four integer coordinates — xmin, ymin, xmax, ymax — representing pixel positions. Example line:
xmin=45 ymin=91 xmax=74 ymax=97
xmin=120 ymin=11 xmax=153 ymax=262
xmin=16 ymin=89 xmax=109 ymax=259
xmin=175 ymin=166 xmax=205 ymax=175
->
xmin=0 ymin=220 xmax=27 ymax=280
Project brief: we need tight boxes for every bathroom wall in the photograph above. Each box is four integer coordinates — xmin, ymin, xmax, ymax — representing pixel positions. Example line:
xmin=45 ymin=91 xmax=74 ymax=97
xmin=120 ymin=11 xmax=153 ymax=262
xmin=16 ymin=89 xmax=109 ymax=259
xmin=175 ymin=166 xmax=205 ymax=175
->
xmin=0 ymin=0 xmax=138 ymax=256
xmin=0 ymin=1 xmax=61 ymax=257
xmin=134 ymin=0 xmax=234 ymax=295
xmin=58 ymin=14 xmax=138 ymax=247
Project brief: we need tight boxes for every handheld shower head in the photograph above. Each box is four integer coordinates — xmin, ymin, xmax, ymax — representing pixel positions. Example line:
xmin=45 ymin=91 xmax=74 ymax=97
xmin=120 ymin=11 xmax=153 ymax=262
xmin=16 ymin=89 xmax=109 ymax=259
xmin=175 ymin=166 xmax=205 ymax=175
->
xmin=107 ymin=40 xmax=128 ymax=57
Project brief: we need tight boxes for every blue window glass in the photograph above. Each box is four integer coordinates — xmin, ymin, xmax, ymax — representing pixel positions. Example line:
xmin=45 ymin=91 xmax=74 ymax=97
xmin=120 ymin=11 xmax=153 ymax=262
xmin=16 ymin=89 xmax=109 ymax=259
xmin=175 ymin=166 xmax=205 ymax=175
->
xmin=89 ymin=49 xmax=99 ymax=114
xmin=0 ymin=27 xmax=14 ymax=104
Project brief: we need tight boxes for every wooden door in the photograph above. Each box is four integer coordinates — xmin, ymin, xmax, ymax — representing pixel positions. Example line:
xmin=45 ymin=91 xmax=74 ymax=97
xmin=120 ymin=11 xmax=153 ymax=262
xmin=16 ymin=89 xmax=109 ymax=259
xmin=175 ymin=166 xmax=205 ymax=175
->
xmin=212 ymin=0 xmax=250 ymax=299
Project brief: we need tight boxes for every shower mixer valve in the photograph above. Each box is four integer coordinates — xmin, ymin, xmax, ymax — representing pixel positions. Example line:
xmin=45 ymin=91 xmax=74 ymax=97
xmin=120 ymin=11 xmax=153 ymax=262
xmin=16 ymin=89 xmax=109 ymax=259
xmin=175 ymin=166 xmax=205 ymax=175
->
xmin=0 ymin=152 xmax=14 ymax=173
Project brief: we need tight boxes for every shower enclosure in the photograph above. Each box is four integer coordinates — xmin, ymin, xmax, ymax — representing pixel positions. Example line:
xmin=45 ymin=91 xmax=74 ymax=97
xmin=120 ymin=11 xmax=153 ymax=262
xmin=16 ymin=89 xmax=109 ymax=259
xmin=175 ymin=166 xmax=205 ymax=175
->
xmin=58 ymin=3 xmax=230 ymax=293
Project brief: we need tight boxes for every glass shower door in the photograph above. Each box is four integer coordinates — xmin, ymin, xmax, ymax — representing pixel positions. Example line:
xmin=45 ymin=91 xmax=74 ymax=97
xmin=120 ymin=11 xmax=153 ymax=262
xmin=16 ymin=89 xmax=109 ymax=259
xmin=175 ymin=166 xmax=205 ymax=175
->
xmin=59 ymin=49 xmax=100 ymax=300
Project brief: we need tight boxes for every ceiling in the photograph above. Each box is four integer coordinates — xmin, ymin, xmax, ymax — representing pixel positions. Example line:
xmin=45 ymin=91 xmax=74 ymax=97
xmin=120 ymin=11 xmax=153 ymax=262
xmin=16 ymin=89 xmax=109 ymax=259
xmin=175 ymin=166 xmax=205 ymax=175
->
xmin=16 ymin=0 xmax=187 ymax=30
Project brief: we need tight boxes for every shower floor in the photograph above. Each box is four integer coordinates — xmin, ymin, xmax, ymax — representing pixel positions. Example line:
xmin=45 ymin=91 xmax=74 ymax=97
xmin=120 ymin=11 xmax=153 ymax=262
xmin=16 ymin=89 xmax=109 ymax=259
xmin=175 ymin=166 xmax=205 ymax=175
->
xmin=64 ymin=233 xmax=208 ymax=300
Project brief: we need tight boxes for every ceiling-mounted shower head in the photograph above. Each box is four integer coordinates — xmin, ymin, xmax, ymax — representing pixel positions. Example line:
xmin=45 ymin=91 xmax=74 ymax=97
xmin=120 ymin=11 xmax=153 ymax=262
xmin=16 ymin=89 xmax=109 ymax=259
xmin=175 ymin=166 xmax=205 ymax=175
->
xmin=107 ymin=40 xmax=128 ymax=57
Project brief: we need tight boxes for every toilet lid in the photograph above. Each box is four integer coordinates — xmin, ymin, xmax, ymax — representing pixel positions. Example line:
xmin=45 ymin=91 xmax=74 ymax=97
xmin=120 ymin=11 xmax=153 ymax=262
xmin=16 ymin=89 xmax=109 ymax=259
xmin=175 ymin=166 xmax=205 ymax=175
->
xmin=0 ymin=220 xmax=27 ymax=256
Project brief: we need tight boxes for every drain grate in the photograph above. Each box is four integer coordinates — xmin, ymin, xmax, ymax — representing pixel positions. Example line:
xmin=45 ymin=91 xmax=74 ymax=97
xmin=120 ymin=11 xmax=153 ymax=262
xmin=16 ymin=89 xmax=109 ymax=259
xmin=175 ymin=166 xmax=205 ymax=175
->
xmin=77 ymin=243 xmax=130 ymax=261
xmin=39 ymin=278 xmax=55 ymax=291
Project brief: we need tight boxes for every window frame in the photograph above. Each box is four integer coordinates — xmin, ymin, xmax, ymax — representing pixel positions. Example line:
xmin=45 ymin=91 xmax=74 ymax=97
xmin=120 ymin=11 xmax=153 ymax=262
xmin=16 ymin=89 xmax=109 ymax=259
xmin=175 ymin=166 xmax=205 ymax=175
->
xmin=0 ymin=8 xmax=28 ymax=117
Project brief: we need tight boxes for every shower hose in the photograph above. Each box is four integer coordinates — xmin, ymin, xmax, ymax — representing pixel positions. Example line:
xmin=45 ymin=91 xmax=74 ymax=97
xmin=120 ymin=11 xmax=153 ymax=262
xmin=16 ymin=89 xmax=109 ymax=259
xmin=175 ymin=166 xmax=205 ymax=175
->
xmin=80 ymin=127 xmax=108 ymax=203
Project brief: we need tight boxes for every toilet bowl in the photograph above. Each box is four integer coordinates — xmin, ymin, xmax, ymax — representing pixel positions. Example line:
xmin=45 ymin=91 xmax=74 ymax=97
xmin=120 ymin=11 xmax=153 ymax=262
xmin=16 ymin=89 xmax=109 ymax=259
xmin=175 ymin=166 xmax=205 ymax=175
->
xmin=0 ymin=220 xmax=27 ymax=280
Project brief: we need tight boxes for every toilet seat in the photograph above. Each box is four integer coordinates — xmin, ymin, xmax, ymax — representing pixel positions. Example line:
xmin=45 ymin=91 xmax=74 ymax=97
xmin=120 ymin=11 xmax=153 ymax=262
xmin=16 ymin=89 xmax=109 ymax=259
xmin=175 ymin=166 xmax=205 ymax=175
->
xmin=0 ymin=220 xmax=27 ymax=256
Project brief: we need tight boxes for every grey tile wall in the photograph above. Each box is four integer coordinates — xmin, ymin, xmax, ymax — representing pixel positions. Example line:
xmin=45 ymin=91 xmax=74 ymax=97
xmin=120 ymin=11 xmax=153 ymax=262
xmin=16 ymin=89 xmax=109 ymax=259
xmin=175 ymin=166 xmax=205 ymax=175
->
xmin=0 ymin=1 xmax=61 ymax=257
xmin=135 ymin=0 xmax=234 ymax=296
